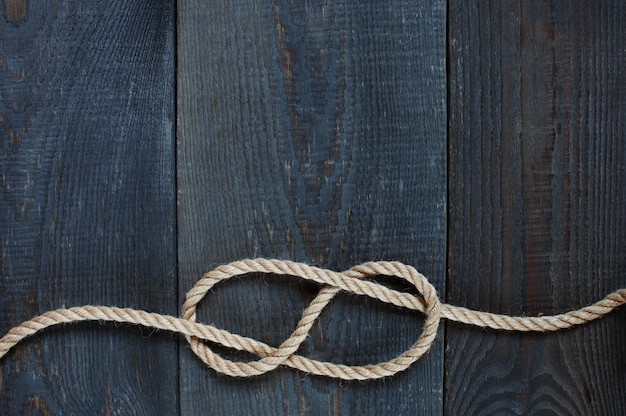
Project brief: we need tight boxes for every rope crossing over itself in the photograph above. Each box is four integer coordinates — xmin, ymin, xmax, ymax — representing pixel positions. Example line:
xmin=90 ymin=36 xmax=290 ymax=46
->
xmin=1 ymin=259 xmax=625 ymax=380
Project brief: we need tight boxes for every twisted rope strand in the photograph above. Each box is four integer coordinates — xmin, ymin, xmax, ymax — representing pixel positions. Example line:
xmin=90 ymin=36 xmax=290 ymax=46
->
xmin=1 ymin=259 xmax=624 ymax=380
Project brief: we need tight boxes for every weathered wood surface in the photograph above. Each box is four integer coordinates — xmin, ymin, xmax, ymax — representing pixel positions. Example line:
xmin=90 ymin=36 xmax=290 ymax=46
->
xmin=0 ymin=2 xmax=177 ymax=414
xmin=446 ymin=1 xmax=626 ymax=414
xmin=1 ymin=1 xmax=625 ymax=415
xmin=177 ymin=0 xmax=446 ymax=414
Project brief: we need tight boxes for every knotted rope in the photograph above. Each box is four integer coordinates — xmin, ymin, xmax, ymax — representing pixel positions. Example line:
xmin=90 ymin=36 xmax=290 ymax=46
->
xmin=1 ymin=259 xmax=624 ymax=380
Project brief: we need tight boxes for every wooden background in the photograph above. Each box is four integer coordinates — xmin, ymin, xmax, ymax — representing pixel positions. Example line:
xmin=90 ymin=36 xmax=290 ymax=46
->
xmin=1 ymin=1 xmax=624 ymax=415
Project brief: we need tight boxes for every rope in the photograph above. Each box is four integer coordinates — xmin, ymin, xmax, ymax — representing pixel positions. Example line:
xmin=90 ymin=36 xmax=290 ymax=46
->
xmin=1 ymin=259 xmax=624 ymax=380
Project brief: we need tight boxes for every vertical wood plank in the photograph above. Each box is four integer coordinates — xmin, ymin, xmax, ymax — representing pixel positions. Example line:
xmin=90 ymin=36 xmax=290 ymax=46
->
xmin=446 ymin=1 xmax=626 ymax=414
xmin=178 ymin=0 xmax=446 ymax=414
xmin=0 ymin=1 xmax=177 ymax=414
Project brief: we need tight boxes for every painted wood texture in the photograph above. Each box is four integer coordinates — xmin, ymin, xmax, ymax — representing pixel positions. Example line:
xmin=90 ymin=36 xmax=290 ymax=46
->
xmin=0 ymin=2 xmax=177 ymax=414
xmin=177 ymin=0 xmax=446 ymax=414
xmin=2 ymin=1 xmax=625 ymax=415
xmin=446 ymin=1 xmax=626 ymax=414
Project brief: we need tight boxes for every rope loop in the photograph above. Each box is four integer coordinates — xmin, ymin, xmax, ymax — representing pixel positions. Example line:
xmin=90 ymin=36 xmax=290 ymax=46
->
xmin=180 ymin=259 xmax=441 ymax=379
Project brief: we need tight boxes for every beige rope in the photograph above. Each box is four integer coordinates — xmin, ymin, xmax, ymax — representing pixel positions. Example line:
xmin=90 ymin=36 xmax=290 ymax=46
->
xmin=0 ymin=259 xmax=624 ymax=380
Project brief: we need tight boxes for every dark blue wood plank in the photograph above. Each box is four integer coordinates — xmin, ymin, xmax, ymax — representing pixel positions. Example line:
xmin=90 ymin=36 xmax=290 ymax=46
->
xmin=446 ymin=1 xmax=626 ymax=414
xmin=178 ymin=0 xmax=446 ymax=414
xmin=0 ymin=2 xmax=177 ymax=414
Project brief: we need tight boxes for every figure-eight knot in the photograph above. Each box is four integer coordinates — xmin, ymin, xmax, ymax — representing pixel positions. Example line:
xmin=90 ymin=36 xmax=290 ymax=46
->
xmin=1 ymin=259 xmax=624 ymax=380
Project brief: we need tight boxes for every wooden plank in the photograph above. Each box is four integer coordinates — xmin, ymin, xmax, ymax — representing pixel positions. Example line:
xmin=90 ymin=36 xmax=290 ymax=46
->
xmin=446 ymin=1 xmax=626 ymax=414
xmin=0 ymin=2 xmax=177 ymax=414
xmin=177 ymin=0 xmax=446 ymax=414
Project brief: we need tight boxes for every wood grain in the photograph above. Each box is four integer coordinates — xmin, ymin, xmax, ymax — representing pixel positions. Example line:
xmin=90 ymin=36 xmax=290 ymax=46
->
xmin=177 ymin=0 xmax=446 ymax=414
xmin=2 ymin=2 xmax=621 ymax=414
xmin=446 ymin=1 xmax=626 ymax=414
xmin=0 ymin=1 xmax=177 ymax=414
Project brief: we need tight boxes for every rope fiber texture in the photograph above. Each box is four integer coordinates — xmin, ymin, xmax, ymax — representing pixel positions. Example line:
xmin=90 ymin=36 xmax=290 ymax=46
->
xmin=1 ymin=259 xmax=624 ymax=380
